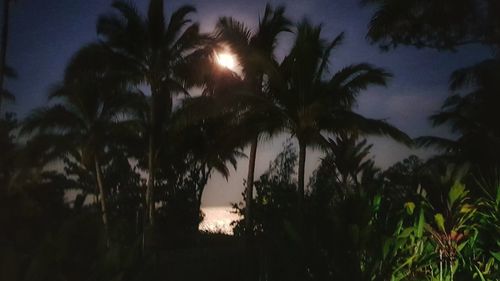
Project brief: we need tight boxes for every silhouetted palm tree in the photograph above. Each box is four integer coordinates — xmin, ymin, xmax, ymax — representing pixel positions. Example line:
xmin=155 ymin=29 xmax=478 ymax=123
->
xmin=97 ymin=0 xmax=206 ymax=224
xmin=311 ymin=135 xmax=379 ymax=205
xmin=0 ymin=65 xmax=16 ymax=107
xmin=215 ymin=4 xmax=291 ymax=231
xmin=169 ymin=105 xmax=246 ymax=211
xmin=0 ymin=112 xmax=17 ymax=190
xmin=0 ymin=0 xmax=13 ymax=112
xmin=325 ymin=135 xmax=376 ymax=191
xmin=363 ymin=0 xmax=500 ymax=50
xmin=270 ymin=20 xmax=411 ymax=210
xmin=21 ymin=44 xmax=136 ymax=246
xmin=417 ymin=59 xmax=500 ymax=167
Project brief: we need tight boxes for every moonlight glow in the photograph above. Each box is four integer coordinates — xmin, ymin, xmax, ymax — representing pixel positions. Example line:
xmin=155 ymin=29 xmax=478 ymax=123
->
xmin=216 ymin=52 xmax=237 ymax=70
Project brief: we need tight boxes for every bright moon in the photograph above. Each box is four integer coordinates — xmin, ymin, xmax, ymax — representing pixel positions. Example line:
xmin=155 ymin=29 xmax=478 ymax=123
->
xmin=217 ymin=52 xmax=236 ymax=70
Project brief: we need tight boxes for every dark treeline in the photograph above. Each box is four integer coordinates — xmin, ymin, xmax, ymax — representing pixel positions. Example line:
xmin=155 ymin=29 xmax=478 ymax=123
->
xmin=0 ymin=0 xmax=499 ymax=280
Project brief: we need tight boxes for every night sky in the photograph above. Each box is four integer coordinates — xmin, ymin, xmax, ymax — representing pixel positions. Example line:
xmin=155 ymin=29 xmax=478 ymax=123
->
xmin=4 ymin=0 xmax=492 ymax=206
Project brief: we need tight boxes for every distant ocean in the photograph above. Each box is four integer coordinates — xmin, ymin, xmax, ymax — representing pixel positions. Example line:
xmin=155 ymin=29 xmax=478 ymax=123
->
xmin=199 ymin=206 xmax=241 ymax=235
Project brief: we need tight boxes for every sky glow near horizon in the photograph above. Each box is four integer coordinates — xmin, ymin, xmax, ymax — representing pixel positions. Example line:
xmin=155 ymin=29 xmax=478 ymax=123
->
xmin=199 ymin=206 xmax=240 ymax=235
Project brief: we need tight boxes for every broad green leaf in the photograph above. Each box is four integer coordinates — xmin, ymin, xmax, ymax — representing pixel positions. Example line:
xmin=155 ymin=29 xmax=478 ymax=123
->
xmin=434 ymin=213 xmax=446 ymax=232
xmin=485 ymin=257 xmax=494 ymax=274
xmin=416 ymin=207 xmax=425 ymax=237
xmin=459 ymin=203 xmax=474 ymax=213
xmin=262 ymin=196 xmax=269 ymax=205
xmin=457 ymin=239 xmax=468 ymax=252
xmin=449 ymin=181 xmax=466 ymax=206
xmin=474 ymin=265 xmax=487 ymax=281
xmin=399 ymin=227 xmax=414 ymax=238
xmin=491 ymin=251 xmax=500 ymax=262
xmin=404 ymin=202 xmax=415 ymax=215
xmin=394 ymin=219 xmax=403 ymax=235
xmin=373 ymin=194 xmax=381 ymax=212
xmin=382 ymin=239 xmax=392 ymax=259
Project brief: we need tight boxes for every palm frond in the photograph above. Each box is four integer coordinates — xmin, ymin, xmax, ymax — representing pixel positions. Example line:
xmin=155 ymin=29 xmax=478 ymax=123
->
xmin=254 ymin=4 xmax=292 ymax=56
xmin=329 ymin=111 xmax=412 ymax=145
xmin=215 ymin=17 xmax=252 ymax=58
xmin=22 ymin=133 xmax=76 ymax=166
xmin=21 ymin=105 xmax=84 ymax=135
xmin=1 ymin=89 xmax=15 ymax=103
xmin=165 ymin=5 xmax=197 ymax=46
xmin=112 ymin=0 xmax=143 ymax=27
xmin=415 ymin=136 xmax=458 ymax=152
xmin=97 ymin=1 xmax=147 ymax=59
xmin=316 ymin=32 xmax=345 ymax=82
xmin=449 ymin=59 xmax=500 ymax=91
xmin=170 ymin=23 xmax=204 ymax=56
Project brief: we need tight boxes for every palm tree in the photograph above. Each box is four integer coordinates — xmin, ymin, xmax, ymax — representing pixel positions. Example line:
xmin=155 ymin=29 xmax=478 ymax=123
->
xmin=363 ymin=0 xmax=500 ymax=50
xmin=417 ymin=59 xmax=500 ymax=168
xmin=21 ymin=44 xmax=135 ymax=246
xmin=311 ymin=135 xmax=381 ymax=208
xmin=0 ymin=112 xmax=16 ymax=190
xmin=97 ymin=0 xmax=206 ymax=225
xmin=215 ymin=4 xmax=291 ymax=231
xmin=0 ymin=0 xmax=13 ymax=112
xmin=270 ymin=20 xmax=411 ymax=210
xmin=169 ymin=106 xmax=246 ymax=212
xmin=0 ymin=65 xmax=16 ymax=108
xmin=324 ymin=135 xmax=377 ymax=193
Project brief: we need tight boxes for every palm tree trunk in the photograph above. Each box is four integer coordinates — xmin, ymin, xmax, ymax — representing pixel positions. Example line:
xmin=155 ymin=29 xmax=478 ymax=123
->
xmin=146 ymin=81 xmax=158 ymax=226
xmin=94 ymin=156 xmax=110 ymax=247
xmin=342 ymin=174 xmax=349 ymax=199
xmin=196 ymin=165 xmax=210 ymax=213
xmin=298 ymin=141 xmax=306 ymax=210
xmin=146 ymin=135 xmax=155 ymax=225
xmin=245 ymin=136 xmax=258 ymax=234
xmin=297 ymin=140 xmax=307 ymax=279
xmin=245 ymin=75 xmax=263 ymax=236
xmin=0 ymin=0 xmax=11 ymax=112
